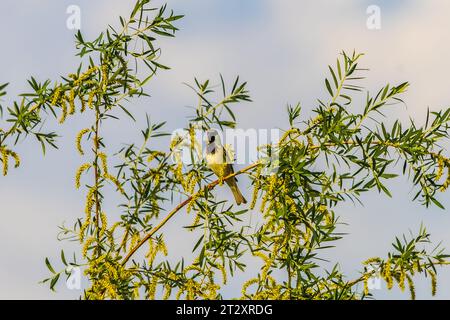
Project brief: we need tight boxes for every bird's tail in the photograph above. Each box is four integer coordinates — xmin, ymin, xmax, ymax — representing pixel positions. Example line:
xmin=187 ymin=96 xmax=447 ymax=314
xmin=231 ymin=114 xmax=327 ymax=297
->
xmin=226 ymin=179 xmax=247 ymax=205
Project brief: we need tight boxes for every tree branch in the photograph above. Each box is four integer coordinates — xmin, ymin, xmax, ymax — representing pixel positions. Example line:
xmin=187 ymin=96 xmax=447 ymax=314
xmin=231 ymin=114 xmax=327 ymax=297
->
xmin=346 ymin=261 xmax=450 ymax=289
xmin=121 ymin=162 xmax=260 ymax=265
xmin=93 ymin=107 xmax=102 ymax=257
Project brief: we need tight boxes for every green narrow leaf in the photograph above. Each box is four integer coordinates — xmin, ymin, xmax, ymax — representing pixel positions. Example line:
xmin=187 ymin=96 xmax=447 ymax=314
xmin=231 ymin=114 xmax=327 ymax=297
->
xmin=431 ymin=197 xmax=445 ymax=210
xmin=45 ymin=258 xmax=56 ymax=274
xmin=50 ymin=274 xmax=60 ymax=291
xmin=328 ymin=66 xmax=338 ymax=89
xmin=325 ymin=79 xmax=333 ymax=97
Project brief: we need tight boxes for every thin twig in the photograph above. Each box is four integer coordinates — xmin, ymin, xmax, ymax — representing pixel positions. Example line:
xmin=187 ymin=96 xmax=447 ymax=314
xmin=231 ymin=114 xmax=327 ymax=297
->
xmin=94 ymin=107 xmax=102 ymax=257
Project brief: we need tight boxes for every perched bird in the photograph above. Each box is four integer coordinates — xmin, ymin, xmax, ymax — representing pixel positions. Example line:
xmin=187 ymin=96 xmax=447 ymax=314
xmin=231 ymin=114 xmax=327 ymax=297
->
xmin=205 ymin=129 xmax=247 ymax=205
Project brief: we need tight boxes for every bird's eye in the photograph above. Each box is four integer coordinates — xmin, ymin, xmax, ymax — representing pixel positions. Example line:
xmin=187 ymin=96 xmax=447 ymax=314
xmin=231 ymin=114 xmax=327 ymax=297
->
xmin=210 ymin=135 xmax=215 ymax=143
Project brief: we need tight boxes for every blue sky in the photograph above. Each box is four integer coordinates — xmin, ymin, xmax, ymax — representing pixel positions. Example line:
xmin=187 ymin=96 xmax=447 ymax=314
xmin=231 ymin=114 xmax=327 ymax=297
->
xmin=1 ymin=0 xmax=450 ymax=299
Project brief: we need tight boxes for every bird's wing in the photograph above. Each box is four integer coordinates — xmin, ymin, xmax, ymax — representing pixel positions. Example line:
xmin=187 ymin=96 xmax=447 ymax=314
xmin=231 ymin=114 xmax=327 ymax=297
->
xmin=222 ymin=145 xmax=238 ymax=181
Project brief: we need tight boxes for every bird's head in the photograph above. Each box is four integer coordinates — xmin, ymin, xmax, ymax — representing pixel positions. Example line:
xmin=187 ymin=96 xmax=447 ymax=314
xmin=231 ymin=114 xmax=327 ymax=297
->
xmin=206 ymin=129 xmax=221 ymax=145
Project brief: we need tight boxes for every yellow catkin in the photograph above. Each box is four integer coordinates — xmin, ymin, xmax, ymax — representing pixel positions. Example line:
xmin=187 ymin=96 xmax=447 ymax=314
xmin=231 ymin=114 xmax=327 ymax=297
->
xmin=189 ymin=125 xmax=195 ymax=146
xmin=286 ymin=196 xmax=297 ymax=214
xmin=323 ymin=208 xmax=334 ymax=225
xmin=406 ymin=274 xmax=415 ymax=300
xmin=105 ymin=262 xmax=119 ymax=280
xmin=430 ymin=270 xmax=437 ymax=296
xmin=266 ymin=175 xmax=278 ymax=206
xmin=190 ymin=212 xmax=201 ymax=230
xmin=147 ymin=151 xmax=165 ymax=163
xmin=254 ymin=251 xmax=272 ymax=280
xmin=84 ymin=186 xmax=97 ymax=215
xmin=88 ymin=90 xmax=96 ymax=109
xmin=9 ymin=150 xmax=20 ymax=169
xmin=436 ymin=157 xmax=445 ymax=181
xmin=120 ymin=229 xmax=130 ymax=252
xmin=250 ymin=166 xmax=263 ymax=210
xmin=241 ymin=278 xmax=259 ymax=297
xmin=1 ymin=147 xmax=8 ymax=176
xmin=101 ymin=64 xmax=108 ymax=91
xmin=186 ymin=279 xmax=198 ymax=300
xmin=260 ymin=245 xmax=279 ymax=280
xmin=157 ymin=238 xmax=168 ymax=256
xmin=0 ymin=148 xmax=19 ymax=175
xmin=364 ymin=257 xmax=381 ymax=265
xmin=279 ymin=128 xmax=300 ymax=144
xmin=147 ymin=277 xmax=158 ymax=300
xmin=151 ymin=198 xmax=160 ymax=218
xmin=219 ymin=264 xmax=227 ymax=285
xmin=175 ymin=288 xmax=185 ymax=300
xmin=302 ymin=226 xmax=312 ymax=244
xmin=412 ymin=260 xmax=420 ymax=274
xmin=254 ymin=251 xmax=269 ymax=263
xmin=133 ymin=283 xmax=140 ymax=299
xmin=146 ymin=240 xmax=157 ymax=265
xmin=130 ymin=233 xmax=140 ymax=250
xmin=363 ymin=275 xmax=369 ymax=295
xmin=187 ymin=171 xmax=198 ymax=194
xmin=80 ymin=96 xmax=87 ymax=113
xmin=384 ymin=259 xmax=393 ymax=290
xmin=79 ymin=187 xmax=96 ymax=242
xmin=440 ymin=166 xmax=450 ymax=192
xmin=398 ymin=269 xmax=406 ymax=291
xmin=250 ymin=185 xmax=259 ymax=210
xmin=99 ymin=212 xmax=107 ymax=237
xmin=74 ymin=66 xmax=98 ymax=87
xmin=98 ymin=152 xmax=108 ymax=174
xmin=79 ymin=217 xmax=90 ymax=242
xmin=184 ymin=265 xmax=202 ymax=275
xmin=104 ymin=173 xmax=125 ymax=194
xmin=82 ymin=237 xmax=96 ymax=257
xmin=106 ymin=222 xmax=120 ymax=248
xmin=174 ymin=163 xmax=184 ymax=184
xmin=187 ymin=191 xmax=202 ymax=214
xmin=153 ymin=173 xmax=161 ymax=187
xmin=75 ymin=163 xmax=91 ymax=189
xmin=59 ymin=96 xmax=68 ymax=124
xmin=76 ymin=129 xmax=90 ymax=155
xmin=206 ymin=284 xmax=220 ymax=300
xmin=68 ymin=89 xmax=76 ymax=115
xmin=100 ymin=278 xmax=117 ymax=298
xmin=83 ymin=79 xmax=98 ymax=88
xmin=170 ymin=134 xmax=182 ymax=151
xmin=51 ymin=87 xmax=62 ymax=106
xmin=260 ymin=194 xmax=268 ymax=213
xmin=28 ymin=104 xmax=40 ymax=115
xmin=163 ymin=284 xmax=172 ymax=300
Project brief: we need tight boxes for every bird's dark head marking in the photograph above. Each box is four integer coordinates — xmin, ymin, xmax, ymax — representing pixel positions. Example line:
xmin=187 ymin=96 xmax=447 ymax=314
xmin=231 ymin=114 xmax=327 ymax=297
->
xmin=206 ymin=129 xmax=220 ymax=144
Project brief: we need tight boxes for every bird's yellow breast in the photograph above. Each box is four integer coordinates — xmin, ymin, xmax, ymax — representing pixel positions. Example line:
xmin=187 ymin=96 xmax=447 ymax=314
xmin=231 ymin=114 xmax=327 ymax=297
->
xmin=206 ymin=148 xmax=227 ymax=178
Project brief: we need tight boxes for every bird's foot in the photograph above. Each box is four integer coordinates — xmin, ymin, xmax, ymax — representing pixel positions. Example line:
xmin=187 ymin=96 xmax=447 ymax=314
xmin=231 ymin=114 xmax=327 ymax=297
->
xmin=218 ymin=177 xmax=224 ymax=186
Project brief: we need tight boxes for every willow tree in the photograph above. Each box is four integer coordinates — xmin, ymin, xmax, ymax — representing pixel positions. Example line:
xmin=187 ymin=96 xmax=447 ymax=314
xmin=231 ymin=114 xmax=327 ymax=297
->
xmin=1 ymin=0 xmax=449 ymax=300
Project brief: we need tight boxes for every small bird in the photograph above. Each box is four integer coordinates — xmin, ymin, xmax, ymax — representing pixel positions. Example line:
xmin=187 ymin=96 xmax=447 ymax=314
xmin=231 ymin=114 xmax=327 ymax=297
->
xmin=205 ymin=129 xmax=247 ymax=205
